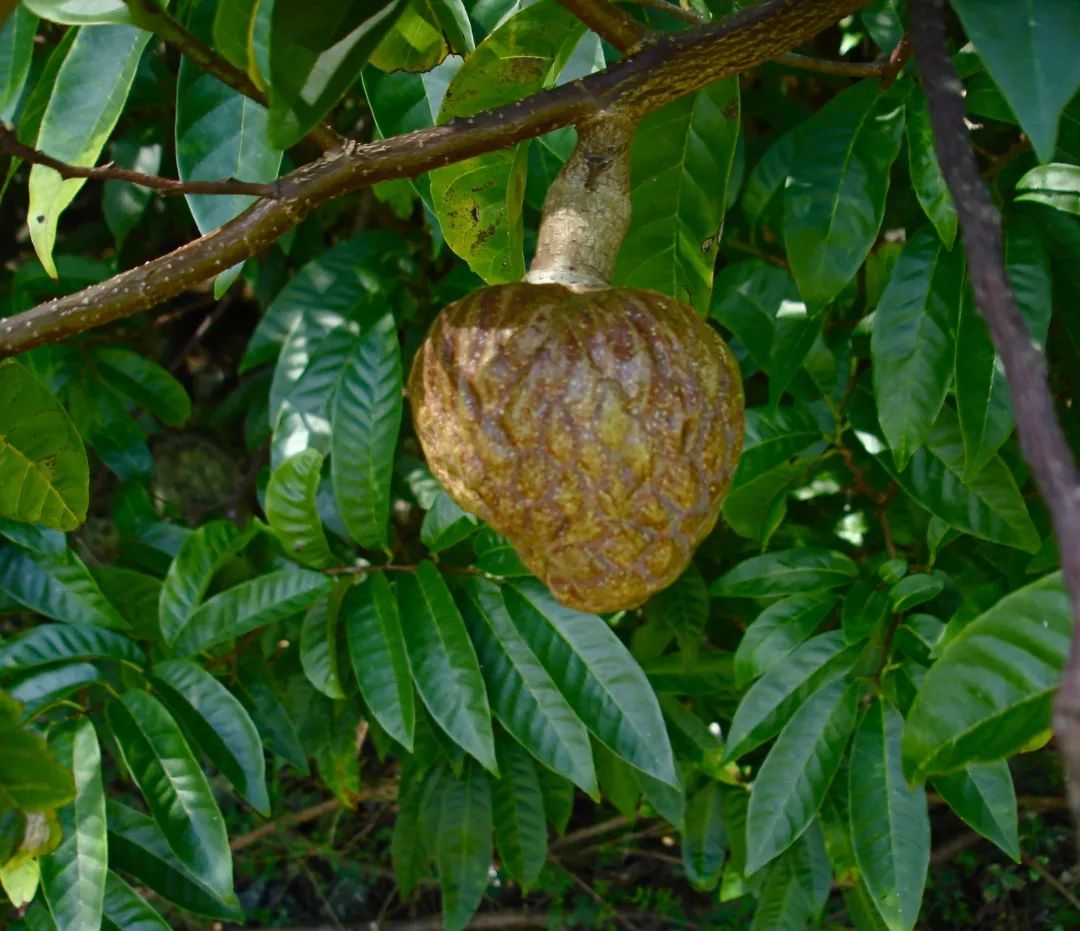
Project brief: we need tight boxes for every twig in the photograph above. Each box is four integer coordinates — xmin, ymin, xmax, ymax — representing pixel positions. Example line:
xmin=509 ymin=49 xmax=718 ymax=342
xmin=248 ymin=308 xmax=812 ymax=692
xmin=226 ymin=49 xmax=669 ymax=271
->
xmin=324 ymin=564 xmax=489 ymax=578
xmin=0 ymin=123 xmax=279 ymax=197
xmin=0 ymin=0 xmax=864 ymax=359
xmin=246 ymin=915 xmax=554 ymax=931
xmin=910 ymin=0 xmax=1080 ymax=844
xmin=557 ymin=0 xmax=650 ymax=51
xmin=550 ymin=815 xmax=632 ymax=852
xmin=929 ymin=830 xmax=983 ymax=866
xmin=1022 ymin=852 xmax=1080 ymax=912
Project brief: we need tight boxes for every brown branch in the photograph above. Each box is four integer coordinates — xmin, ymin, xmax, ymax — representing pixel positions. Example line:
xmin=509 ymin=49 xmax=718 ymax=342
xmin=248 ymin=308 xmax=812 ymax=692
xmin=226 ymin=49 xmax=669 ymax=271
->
xmin=0 ymin=0 xmax=864 ymax=360
xmin=1023 ymin=852 xmax=1080 ymax=912
xmin=910 ymin=0 xmax=1080 ymax=845
xmin=0 ymin=123 xmax=279 ymax=197
xmin=558 ymin=0 xmax=650 ymax=50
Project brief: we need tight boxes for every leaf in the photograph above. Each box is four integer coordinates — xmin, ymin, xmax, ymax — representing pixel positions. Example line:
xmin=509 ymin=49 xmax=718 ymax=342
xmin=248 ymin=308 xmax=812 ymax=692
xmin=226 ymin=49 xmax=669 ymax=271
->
xmin=612 ymin=77 xmax=740 ymax=312
xmin=234 ymin=675 xmax=309 ymax=774
xmin=871 ymin=227 xmax=965 ymax=468
xmin=28 ymin=23 xmax=151 ymax=277
xmin=106 ymin=691 xmax=233 ymax=899
xmin=342 ymin=574 xmax=415 ymax=751
xmin=842 ymin=581 xmax=891 ymax=645
xmin=1016 ymin=162 xmax=1080 ymax=215
xmin=850 ymin=701 xmax=929 ymax=931
xmin=298 ymin=590 xmax=345 ymax=699
xmin=741 ymin=130 xmax=794 ymax=232
xmin=158 ymin=521 xmax=259 ymax=646
xmin=430 ymin=762 xmax=492 ymax=931
xmin=951 ymin=0 xmax=1080 ymax=161
xmin=680 ymin=781 xmax=726 ymax=892
xmin=0 ymin=623 xmax=143 ymax=671
xmin=537 ymin=765 xmax=575 ymax=836
xmin=101 ymin=871 xmax=170 ymax=931
xmin=169 ymin=569 xmax=331 ymax=657
xmin=39 ymin=720 xmax=106 ymax=931
xmin=724 ymin=631 xmax=855 ymax=763
xmin=211 ymin=0 xmax=259 ymax=72
xmin=749 ymin=824 xmax=831 ymax=931
xmin=369 ymin=0 xmax=451 ymax=72
xmin=102 ymin=136 xmax=162 ymax=249
xmin=0 ymin=545 xmax=127 ymax=629
xmin=391 ymin=782 xmax=429 ymax=899
xmin=745 ymin=679 xmax=859 ymax=874
xmin=460 ymin=578 xmax=596 ymax=795
xmin=783 ymin=79 xmax=905 ymax=310
xmin=330 ymin=312 xmax=403 ymax=549
xmin=902 ymin=572 xmax=1068 ymax=780
xmin=503 ymin=579 xmax=678 ymax=789
xmin=429 ymin=2 xmax=584 ymax=282
xmin=93 ymin=348 xmax=191 ymax=426
xmin=150 ymin=659 xmax=270 ymax=816
xmin=267 ymin=0 xmax=410 ymax=149
xmin=0 ymin=359 xmax=88 ymax=530
xmin=265 ymin=449 xmax=335 ymax=569
xmin=889 ymin=574 xmax=943 ymax=613
xmin=105 ymin=801 xmax=241 ymax=920
xmin=398 ymin=562 xmax=496 ymax=772
xmin=491 ymin=735 xmax=547 ymax=892
xmin=8 ymin=662 xmax=100 ymax=716
xmin=932 ymin=762 xmax=1019 ymax=862
xmin=20 ymin=1 xmax=132 ymax=24
xmin=711 ymin=549 xmax=857 ymax=598
xmin=641 ymin=563 xmax=709 ymax=662
xmin=0 ymin=5 xmax=37 ymax=121
xmin=905 ymin=88 xmax=957 ymax=247
xmin=0 ymin=692 xmax=74 ymax=812
xmin=420 ymin=490 xmax=479 ymax=552
xmin=733 ymin=593 xmax=837 ymax=687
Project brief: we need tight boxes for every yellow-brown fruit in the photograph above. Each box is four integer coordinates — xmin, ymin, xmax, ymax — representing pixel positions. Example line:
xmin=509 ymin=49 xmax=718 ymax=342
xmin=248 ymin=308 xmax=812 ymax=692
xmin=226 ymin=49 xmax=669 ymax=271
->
xmin=408 ymin=282 xmax=745 ymax=613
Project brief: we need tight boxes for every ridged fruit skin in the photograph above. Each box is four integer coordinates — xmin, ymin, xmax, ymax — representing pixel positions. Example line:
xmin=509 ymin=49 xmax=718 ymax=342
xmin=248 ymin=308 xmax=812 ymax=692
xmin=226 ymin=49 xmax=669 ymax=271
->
xmin=408 ymin=282 xmax=744 ymax=613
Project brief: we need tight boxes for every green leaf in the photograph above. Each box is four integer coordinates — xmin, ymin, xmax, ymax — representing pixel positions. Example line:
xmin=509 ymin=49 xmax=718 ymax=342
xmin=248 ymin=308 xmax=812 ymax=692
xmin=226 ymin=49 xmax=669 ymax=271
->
xmin=951 ymin=0 xmax=1080 ymax=161
xmin=460 ymin=578 xmax=596 ymax=795
xmin=745 ymin=679 xmax=859 ymax=874
xmin=420 ymin=490 xmax=479 ymax=552
xmin=711 ymin=549 xmax=857 ymax=598
xmin=902 ymin=572 xmax=1068 ymax=780
xmin=503 ymin=579 xmax=678 ymax=789
xmin=491 ymin=735 xmax=547 ymax=892
xmin=0 ymin=359 xmax=87 ymax=530
xmin=0 ymin=6 xmax=38 ymax=121
xmin=905 ymin=88 xmax=957 ymax=247
xmin=1016 ymin=162 xmax=1080 ymax=215
xmin=106 ymin=801 xmax=241 ymax=920
xmin=369 ymin=0 xmax=451 ymax=72
xmin=391 ymin=782 xmax=429 ymax=899
xmin=741 ymin=130 xmax=793 ymax=232
xmin=234 ymin=675 xmax=309 ymax=774
xmin=889 ymin=574 xmax=943 ymax=613
xmin=429 ymin=1 xmax=584 ymax=282
xmin=0 ymin=692 xmax=74 ymax=812
xmin=0 ymin=545 xmax=127 ymax=629
xmin=20 ymin=0 xmax=131 ymax=24
xmin=783 ymin=79 xmax=905 ymax=310
xmin=932 ymin=762 xmax=1019 ymax=862
xmin=158 ymin=521 xmax=259 ymax=645
xmin=299 ymin=589 xmax=346 ymax=699
xmin=593 ymin=741 xmax=640 ymax=819
xmin=39 ymin=720 xmax=106 ymax=931
xmin=612 ymin=77 xmax=740 ymax=312
xmin=430 ymin=762 xmax=492 ymax=931
xmin=106 ymin=690 xmax=233 ymax=899
xmin=398 ymin=562 xmax=496 ymax=772
xmin=537 ymin=765 xmax=574 ymax=836
xmin=102 ymin=871 xmax=170 ymax=931
xmin=265 ymin=449 xmax=335 ymax=569
xmin=150 ymin=659 xmax=270 ymax=816
xmin=8 ymin=662 xmax=100 ymax=716
xmin=749 ymin=823 xmax=831 ymax=931
xmin=267 ymin=0 xmax=410 ymax=149
xmin=724 ymin=631 xmax=855 ymax=763
xmin=842 ymin=581 xmax=891 ymax=644
xmin=850 ymin=701 xmax=929 ymax=931
xmin=680 ymin=781 xmax=726 ymax=892
xmin=211 ymin=0 xmax=259 ymax=72
xmin=733 ymin=593 xmax=837 ymax=687
xmin=102 ymin=136 xmax=163 ymax=250
xmin=331 ymin=312 xmax=403 ymax=550
xmin=641 ymin=563 xmax=709 ymax=662
xmin=93 ymin=348 xmax=191 ymax=426
xmin=28 ymin=23 xmax=151 ymax=277
xmin=168 ymin=569 xmax=331 ymax=657
xmin=0 ymin=622 xmax=143 ymax=671
xmin=871 ymin=227 xmax=965 ymax=468
xmin=343 ymin=574 xmax=415 ymax=751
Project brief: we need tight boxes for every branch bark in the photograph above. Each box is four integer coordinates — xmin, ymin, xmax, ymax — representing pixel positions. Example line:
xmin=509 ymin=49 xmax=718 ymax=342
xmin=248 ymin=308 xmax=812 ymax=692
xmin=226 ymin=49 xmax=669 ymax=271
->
xmin=556 ymin=0 xmax=650 ymax=51
xmin=0 ymin=0 xmax=864 ymax=359
xmin=909 ymin=0 xmax=1080 ymax=844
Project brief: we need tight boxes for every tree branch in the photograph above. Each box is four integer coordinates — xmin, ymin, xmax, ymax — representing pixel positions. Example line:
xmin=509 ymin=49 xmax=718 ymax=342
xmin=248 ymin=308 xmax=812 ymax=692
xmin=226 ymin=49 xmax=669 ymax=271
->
xmin=910 ymin=0 xmax=1080 ymax=844
xmin=0 ymin=0 xmax=864 ymax=359
xmin=557 ymin=0 xmax=650 ymax=51
xmin=0 ymin=123 xmax=280 ymax=197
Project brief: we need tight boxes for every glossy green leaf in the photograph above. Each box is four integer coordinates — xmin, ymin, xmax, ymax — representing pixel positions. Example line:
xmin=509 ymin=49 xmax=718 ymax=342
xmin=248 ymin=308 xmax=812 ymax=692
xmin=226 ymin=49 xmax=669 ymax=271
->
xmin=491 ymin=735 xmax=547 ymax=892
xmin=343 ymin=574 xmax=415 ymax=750
xmin=0 ymin=6 xmax=37 ymax=121
xmin=903 ymin=572 xmax=1068 ymax=780
xmin=234 ymin=675 xmax=309 ymax=774
xmin=369 ymin=0 xmax=451 ymax=72
xmin=749 ymin=823 xmax=831 ymax=931
xmin=741 ymin=130 xmax=793 ymax=231
xmin=889 ymin=574 xmax=943 ymax=613
xmin=613 ymin=78 xmax=739 ymax=312
xmin=1016 ymin=162 xmax=1080 ymax=215
xmin=784 ymin=79 xmax=905 ymax=309
xmin=0 ymin=622 xmax=143 ymax=670
xmin=0 ymin=693 xmax=74 ymax=811
xmin=8 ymin=662 xmax=100 ymax=716
xmin=106 ymin=690 xmax=233 ymax=899
xmin=681 ymin=780 xmax=726 ymax=892
xmin=932 ymin=762 xmax=1019 ymax=861
xmin=745 ymin=679 xmax=859 ymax=874
xmin=594 ymin=741 xmax=639 ymax=819
xmin=733 ymin=593 xmax=837 ymax=687
xmin=398 ymin=562 xmax=496 ymax=772
xmin=28 ymin=23 xmax=151 ymax=277
xmin=641 ymin=563 xmax=709 ymax=661
xmin=150 ymin=659 xmax=269 ymax=816
xmin=420 ymin=490 xmax=479 ymax=552
xmin=264 ymin=448 xmax=334 ymax=569
xmin=430 ymin=761 xmax=493 ymax=931
xmin=93 ymin=347 xmax=191 ymax=426
xmin=20 ymin=0 xmax=131 ymax=24
xmin=391 ymin=781 xmax=429 ymax=898
xmin=102 ymin=136 xmax=163 ymax=249
xmin=712 ymin=548 xmax=857 ymax=598
xmin=299 ymin=590 xmax=345 ymax=699
xmin=951 ymin=0 xmax=1080 ymax=161
xmin=0 ymin=517 xmax=64 ymax=554
xmin=460 ymin=578 xmax=596 ymax=794
xmin=850 ymin=701 xmax=929 ymax=931
xmin=331 ymin=312 xmax=403 ymax=550
xmin=871 ymin=227 xmax=965 ymax=468
xmin=211 ymin=0 xmax=259 ymax=72
xmin=170 ymin=569 xmax=330 ymax=657
xmin=537 ymin=765 xmax=575 ymax=836
xmin=842 ymin=581 xmax=891 ymax=645
xmin=905 ymin=88 xmax=957 ymax=247
xmin=158 ymin=521 xmax=259 ymax=645
xmin=0 ymin=359 xmax=88 ymax=530
xmin=40 ymin=720 xmax=106 ymax=931
xmin=101 ymin=871 xmax=170 ymax=931
xmin=0 ymin=545 xmax=127 ymax=629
